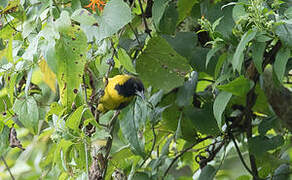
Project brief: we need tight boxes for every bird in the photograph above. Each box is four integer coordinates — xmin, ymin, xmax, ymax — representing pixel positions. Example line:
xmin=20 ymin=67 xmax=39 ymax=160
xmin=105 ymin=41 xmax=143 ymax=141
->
xmin=97 ymin=74 xmax=144 ymax=113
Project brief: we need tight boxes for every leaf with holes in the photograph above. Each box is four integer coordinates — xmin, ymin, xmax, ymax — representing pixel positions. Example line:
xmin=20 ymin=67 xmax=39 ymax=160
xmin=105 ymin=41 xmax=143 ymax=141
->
xmin=55 ymin=25 xmax=87 ymax=108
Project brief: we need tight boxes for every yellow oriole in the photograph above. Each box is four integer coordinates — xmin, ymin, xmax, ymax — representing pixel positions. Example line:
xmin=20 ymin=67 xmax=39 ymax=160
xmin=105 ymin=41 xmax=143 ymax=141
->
xmin=97 ymin=74 xmax=144 ymax=113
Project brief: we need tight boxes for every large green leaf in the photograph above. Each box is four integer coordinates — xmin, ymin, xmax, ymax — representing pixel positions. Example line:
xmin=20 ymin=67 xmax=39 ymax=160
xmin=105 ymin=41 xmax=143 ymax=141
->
xmin=232 ymin=29 xmax=257 ymax=72
xmin=136 ymin=36 xmax=191 ymax=93
xmin=13 ymin=96 xmax=39 ymax=134
xmin=55 ymin=24 xmax=87 ymax=108
xmin=274 ymin=47 xmax=290 ymax=82
xmin=217 ymin=76 xmax=254 ymax=97
xmin=213 ymin=91 xmax=232 ymax=128
xmin=119 ymin=101 xmax=146 ymax=157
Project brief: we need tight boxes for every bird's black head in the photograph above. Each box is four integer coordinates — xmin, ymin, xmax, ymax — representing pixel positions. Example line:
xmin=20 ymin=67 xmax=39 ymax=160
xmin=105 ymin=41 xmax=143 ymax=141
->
xmin=115 ymin=77 xmax=144 ymax=98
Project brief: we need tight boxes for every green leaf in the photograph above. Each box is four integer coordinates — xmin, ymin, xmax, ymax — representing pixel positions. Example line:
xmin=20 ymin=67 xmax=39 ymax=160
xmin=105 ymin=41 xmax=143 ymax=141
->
xmin=120 ymin=101 xmax=146 ymax=157
xmin=213 ymin=91 xmax=232 ymax=128
xmin=158 ymin=2 xmax=178 ymax=35
xmin=54 ymin=139 xmax=73 ymax=171
xmin=184 ymin=104 xmax=221 ymax=136
xmin=274 ymin=47 xmax=290 ymax=82
xmin=217 ymin=76 xmax=254 ymax=97
xmin=206 ymin=44 xmax=224 ymax=68
xmin=232 ymin=29 xmax=257 ymax=72
xmin=55 ymin=24 xmax=87 ymax=108
xmin=276 ymin=22 xmax=292 ymax=48
xmin=95 ymin=0 xmax=132 ymax=41
xmin=215 ymin=5 xmax=235 ymax=39
xmin=249 ymin=135 xmax=284 ymax=157
xmin=0 ymin=123 xmax=9 ymax=156
xmin=176 ymin=71 xmax=198 ymax=107
xmin=152 ymin=0 xmax=170 ymax=31
xmin=198 ymin=165 xmax=217 ymax=180
xmin=117 ymin=48 xmax=136 ymax=74
xmin=71 ymin=9 xmax=97 ymax=26
xmin=214 ymin=53 xmax=228 ymax=79
xmin=136 ymin=36 xmax=191 ymax=93
xmin=13 ymin=96 xmax=39 ymax=134
xmin=177 ymin=0 xmax=198 ymax=23
xmin=189 ymin=47 xmax=217 ymax=76
xmin=66 ymin=105 xmax=85 ymax=131
xmin=252 ymin=41 xmax=266 ymax=73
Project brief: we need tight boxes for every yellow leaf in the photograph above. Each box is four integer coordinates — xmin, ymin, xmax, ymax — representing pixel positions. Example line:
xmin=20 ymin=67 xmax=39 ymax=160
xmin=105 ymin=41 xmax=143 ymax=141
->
xmin=39 ymin=58 xmax=56 ymax=93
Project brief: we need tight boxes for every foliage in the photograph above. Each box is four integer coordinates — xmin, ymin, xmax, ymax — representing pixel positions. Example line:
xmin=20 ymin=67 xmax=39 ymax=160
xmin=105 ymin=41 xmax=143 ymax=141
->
xmin=0 ymin=0 xmax=292 ymax=179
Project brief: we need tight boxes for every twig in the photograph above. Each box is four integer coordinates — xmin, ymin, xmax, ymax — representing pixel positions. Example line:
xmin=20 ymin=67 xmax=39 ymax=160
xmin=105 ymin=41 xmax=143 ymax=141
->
xmin=226 ymin=122 xmax=253 ymax=176
xmin=128 ymin=23 xmax=142 ymax=47
xmin=102 ymin=110 xmax=120 ymax=179
xmin=163 ymin=136 xmax=212 ymax=177
xmin=3 ymin=15 xmax=20 ymax=32
xmin=139 ymin=124 xmax=156 ymax=168
xmin=1 ymin=156 xmax=15 ymax=180
xmin=137 ymin=0 xmax=152 ymax=37
xmin=197 ymin=138 xmax=226 ymax=169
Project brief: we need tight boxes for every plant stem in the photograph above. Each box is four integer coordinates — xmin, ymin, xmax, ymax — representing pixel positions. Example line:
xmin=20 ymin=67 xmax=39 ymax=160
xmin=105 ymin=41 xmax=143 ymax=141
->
xmin=137 ymin=0 xmax=152 ymax=37
xmin=1 ymin=156 xmax=15 ymax=180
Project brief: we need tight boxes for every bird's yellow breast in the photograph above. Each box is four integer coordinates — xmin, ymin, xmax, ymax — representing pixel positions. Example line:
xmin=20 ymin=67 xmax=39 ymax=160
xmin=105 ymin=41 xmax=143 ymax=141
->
xmin=97 ymin=75 xmax=134 ymax=112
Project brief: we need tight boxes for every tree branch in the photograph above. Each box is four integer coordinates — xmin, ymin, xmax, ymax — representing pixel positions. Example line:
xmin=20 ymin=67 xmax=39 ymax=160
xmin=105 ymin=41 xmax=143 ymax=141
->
xmin=101 ymin=110 xmax=120 ymax=179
